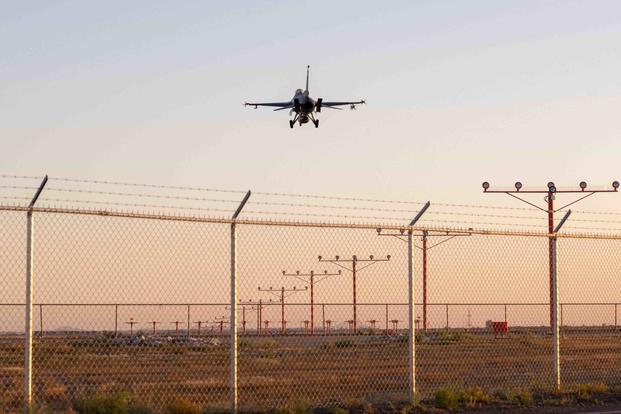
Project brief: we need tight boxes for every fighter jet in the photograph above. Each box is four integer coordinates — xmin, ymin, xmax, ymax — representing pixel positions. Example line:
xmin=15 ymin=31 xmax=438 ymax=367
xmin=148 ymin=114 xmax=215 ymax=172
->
xmin=244 ymin=66 xmax=365 ymax=128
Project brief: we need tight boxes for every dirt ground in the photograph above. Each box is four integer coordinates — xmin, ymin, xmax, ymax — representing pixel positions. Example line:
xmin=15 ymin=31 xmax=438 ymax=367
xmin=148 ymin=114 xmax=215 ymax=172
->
xmin=1 ymin=330 xmax=621 ymax=413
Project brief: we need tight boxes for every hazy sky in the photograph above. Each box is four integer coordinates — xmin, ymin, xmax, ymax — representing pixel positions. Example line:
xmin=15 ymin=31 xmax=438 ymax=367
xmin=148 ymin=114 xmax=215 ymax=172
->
xmin=2 ymin=0 xmax=621 ymax=210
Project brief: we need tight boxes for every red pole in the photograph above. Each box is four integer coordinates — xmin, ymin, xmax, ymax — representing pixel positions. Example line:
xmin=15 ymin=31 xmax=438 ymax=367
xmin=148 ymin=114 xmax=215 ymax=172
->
xmin=352 ymin=256 xmax=357 ymax=334
xmin=280 ymin=288 xmax=284 ymax=335
xmin=548 ymin=191 xmax=555 ymax=330
xmin=310 ymin=272 xmax=315 ymax=336
xmin=258 ymin=300 xmax=262 ymax=336
xmin=152 ymin=322 xmax=156 ymax=335
xmin=242 ymin=306 xmax=246 ymax=335
xmin=422 ymin=231 xmax=428 ymax=331
xmin=385 ymin=304 xmax=389 ymax=333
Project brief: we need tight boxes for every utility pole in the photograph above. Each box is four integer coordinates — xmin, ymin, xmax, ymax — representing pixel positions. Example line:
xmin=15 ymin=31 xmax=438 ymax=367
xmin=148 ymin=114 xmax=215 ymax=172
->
xmin=377 ymin=201 xmax=471 ymax=332
xmin=258 ymin=285 xmax=307 ymax=335
xmin=282 ymin=269 xmax=341 ymax=335
xmin=483 ymin=180 xmax=618 ymax=329
xmin=318 ymin=254 xmax=391 ymax=333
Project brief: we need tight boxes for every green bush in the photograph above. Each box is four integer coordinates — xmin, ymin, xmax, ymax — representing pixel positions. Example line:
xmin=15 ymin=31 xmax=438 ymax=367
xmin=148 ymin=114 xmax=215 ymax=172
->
xmin=458 ymin=387 xmax=491 ymax=407
xmin=512 ymin=389 xmax=533 ymax=406
xmin=73 ymin=392 xmax=153 ymax=414
xmin=73 ymin=391 xmax=129 ymax=414
xmin=491 ymin=389 xmax=508 ymax=401
xmin=165 ymin=398 xmax=201 ymax=414
xmin=323 ymin=407 xmax=349 ymax=414
xmin=128 ymin=402 xmax=153 ymax=414
xmin=434 ymin=388 xmax=458 ymax=410
xmin=288 ymin=399 xmax=311 ymax=414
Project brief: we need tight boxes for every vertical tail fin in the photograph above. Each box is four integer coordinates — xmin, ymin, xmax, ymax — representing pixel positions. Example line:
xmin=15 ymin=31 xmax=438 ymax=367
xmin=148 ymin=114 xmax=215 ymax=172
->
xmin=305 ymin=65 xmax=310 ymax=93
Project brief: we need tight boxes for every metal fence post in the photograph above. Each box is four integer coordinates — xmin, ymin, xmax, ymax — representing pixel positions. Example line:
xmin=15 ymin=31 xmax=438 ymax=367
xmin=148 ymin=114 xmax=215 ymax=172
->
xmin=24 ymin=175 xmax=47 ymax=413
xmin=24 ymin=210 xmax=34 ymax=412
xmin=407 ymin=229 xmax=416 ymax=401
xmin=551 ymin=235 xmax=560 ymax=390
xmin=551 ymin=210 xmax=570 ymax=390
xmin=230 ymin=190 xmax=250 ymax=413
xmin=230 ymin=221 xmax=238 ymax=413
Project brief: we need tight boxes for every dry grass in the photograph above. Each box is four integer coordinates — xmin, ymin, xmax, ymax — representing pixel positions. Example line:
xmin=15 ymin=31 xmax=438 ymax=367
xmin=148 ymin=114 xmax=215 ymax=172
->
xmin=1 ymin=331 xmax=621 ymax=412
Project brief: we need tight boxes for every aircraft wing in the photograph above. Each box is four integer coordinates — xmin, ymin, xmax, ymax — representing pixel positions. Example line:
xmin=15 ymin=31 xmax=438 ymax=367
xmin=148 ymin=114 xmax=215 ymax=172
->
xmin=244 ymin=101 xmax=293 ymax=111
xmin=321 ymin=100 xmax=366 ymax=109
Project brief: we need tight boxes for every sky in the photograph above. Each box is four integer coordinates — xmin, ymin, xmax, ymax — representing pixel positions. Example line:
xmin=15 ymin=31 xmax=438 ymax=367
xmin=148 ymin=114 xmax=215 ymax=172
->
xmin=3 ymin=1 xmax=621 ymax=331
xmin=2 ymin=0 xmax=621 ymax=212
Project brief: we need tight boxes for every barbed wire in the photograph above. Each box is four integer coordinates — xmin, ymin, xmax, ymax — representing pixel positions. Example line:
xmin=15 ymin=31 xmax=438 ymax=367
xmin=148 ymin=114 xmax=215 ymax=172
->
xmin=35 ymin=198 xmax=236 ymax=215
xmin=0 ymin=174 xmax=43 ymax=180
xmin=4 ymin=174 xmax=621 ymax=220
xmin=43 ymin=187 xmax=244 ymax=204
xmin=48 ymin=176 xmax=248 ymax=194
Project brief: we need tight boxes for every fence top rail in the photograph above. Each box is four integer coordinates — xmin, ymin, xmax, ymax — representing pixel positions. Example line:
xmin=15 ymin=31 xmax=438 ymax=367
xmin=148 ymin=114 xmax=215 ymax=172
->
xmin=0 ymin=302 xmax=618 ymax=307
xmin=2 ymin=204 xmax=621 ymax=240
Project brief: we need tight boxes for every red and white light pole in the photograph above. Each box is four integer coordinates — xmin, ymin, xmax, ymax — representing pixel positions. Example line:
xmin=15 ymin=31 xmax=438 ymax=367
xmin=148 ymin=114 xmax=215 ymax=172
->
xmin=125 ymin=318 xmax=138 ymax=337
xmin=149 ymin=321 xmax=160 ymax=336
xmin=194 ymin=321 xmax=208 ymax=336
xmin=318 ymin=254 xmax=391 ymax=334
xmin=258 ymin=285 xmax=307 ymax=335
xmin=282 ymin=269 xmax=341 ymax=335
xmin=378 ymin=228 xmax=471 ymax=331
xmin=171 ymin=320 xmax=184 ymax=337
xmin=483 ymin=180 xmax=619 ymax=329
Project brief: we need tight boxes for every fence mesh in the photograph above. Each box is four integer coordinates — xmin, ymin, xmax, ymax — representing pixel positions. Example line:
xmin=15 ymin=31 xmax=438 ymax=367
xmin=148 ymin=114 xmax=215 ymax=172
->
xmin=2 ymin=205 xmax=621 ymax=412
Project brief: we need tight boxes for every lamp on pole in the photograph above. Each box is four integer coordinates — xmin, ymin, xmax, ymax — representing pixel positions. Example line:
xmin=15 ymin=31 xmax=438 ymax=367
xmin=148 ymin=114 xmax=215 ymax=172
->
xmin=318 ymin=254 xmax=391 ymax=333
xmin=258 ymin=285 xmax=307 ymax=334
xmin=282 ymin=269 xmax=341 ymax=335
xmin=483 ymin=180 xmax=618 ymax=329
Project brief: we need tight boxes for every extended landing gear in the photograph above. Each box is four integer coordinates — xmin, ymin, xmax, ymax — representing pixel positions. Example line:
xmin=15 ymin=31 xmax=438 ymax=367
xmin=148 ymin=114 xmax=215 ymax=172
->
xmin=309 ymin=113 xmax=319 ymax=128
xmin=289 ymin=113 xmax=299 ymax=128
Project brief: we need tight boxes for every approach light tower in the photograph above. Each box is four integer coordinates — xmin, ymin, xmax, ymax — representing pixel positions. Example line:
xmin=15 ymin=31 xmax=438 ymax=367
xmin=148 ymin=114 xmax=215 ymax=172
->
xmin=258 ymin=285 xmax=308 ymax=335
xmin=377 ymin=201 xmax=472 ymax=332
xmin=318 ymin=254 xmax=391 ymax=334
xmin=282 ymin=269 xmax=342 ymax=335
xmin=483 ymin=180 xmax=619 ymax=329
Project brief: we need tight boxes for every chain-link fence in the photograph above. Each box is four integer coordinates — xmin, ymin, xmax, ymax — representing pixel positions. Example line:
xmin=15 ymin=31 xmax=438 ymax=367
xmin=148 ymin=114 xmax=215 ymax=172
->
xmin=2 ymin=204 xmax=621 ymax=413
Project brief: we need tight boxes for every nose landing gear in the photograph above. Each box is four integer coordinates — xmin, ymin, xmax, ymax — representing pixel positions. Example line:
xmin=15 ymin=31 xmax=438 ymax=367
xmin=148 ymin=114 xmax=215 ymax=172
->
xmin=288 ymin=112 xmax=319 ymax=128
xmin=309 ymin=113 xmax=319 ymax=128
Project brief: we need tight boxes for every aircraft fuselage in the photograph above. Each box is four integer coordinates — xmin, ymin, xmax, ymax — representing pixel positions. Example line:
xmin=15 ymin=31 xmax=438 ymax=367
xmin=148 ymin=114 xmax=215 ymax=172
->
xmin=292 ymin=89 xmax=315 ymax=124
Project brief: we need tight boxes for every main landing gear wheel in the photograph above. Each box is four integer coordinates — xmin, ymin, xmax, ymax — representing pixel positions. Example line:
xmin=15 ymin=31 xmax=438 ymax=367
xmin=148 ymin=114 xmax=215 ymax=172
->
xmin=313 ymin=119 xmax=319 ymax=128
xmin=289 ymin=120 xmax=294 ymax=129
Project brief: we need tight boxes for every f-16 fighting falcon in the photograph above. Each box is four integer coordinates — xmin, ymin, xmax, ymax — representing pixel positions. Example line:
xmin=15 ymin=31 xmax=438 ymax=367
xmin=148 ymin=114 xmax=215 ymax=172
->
xmin=244 ymin=66 xmax=365 ymax=128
